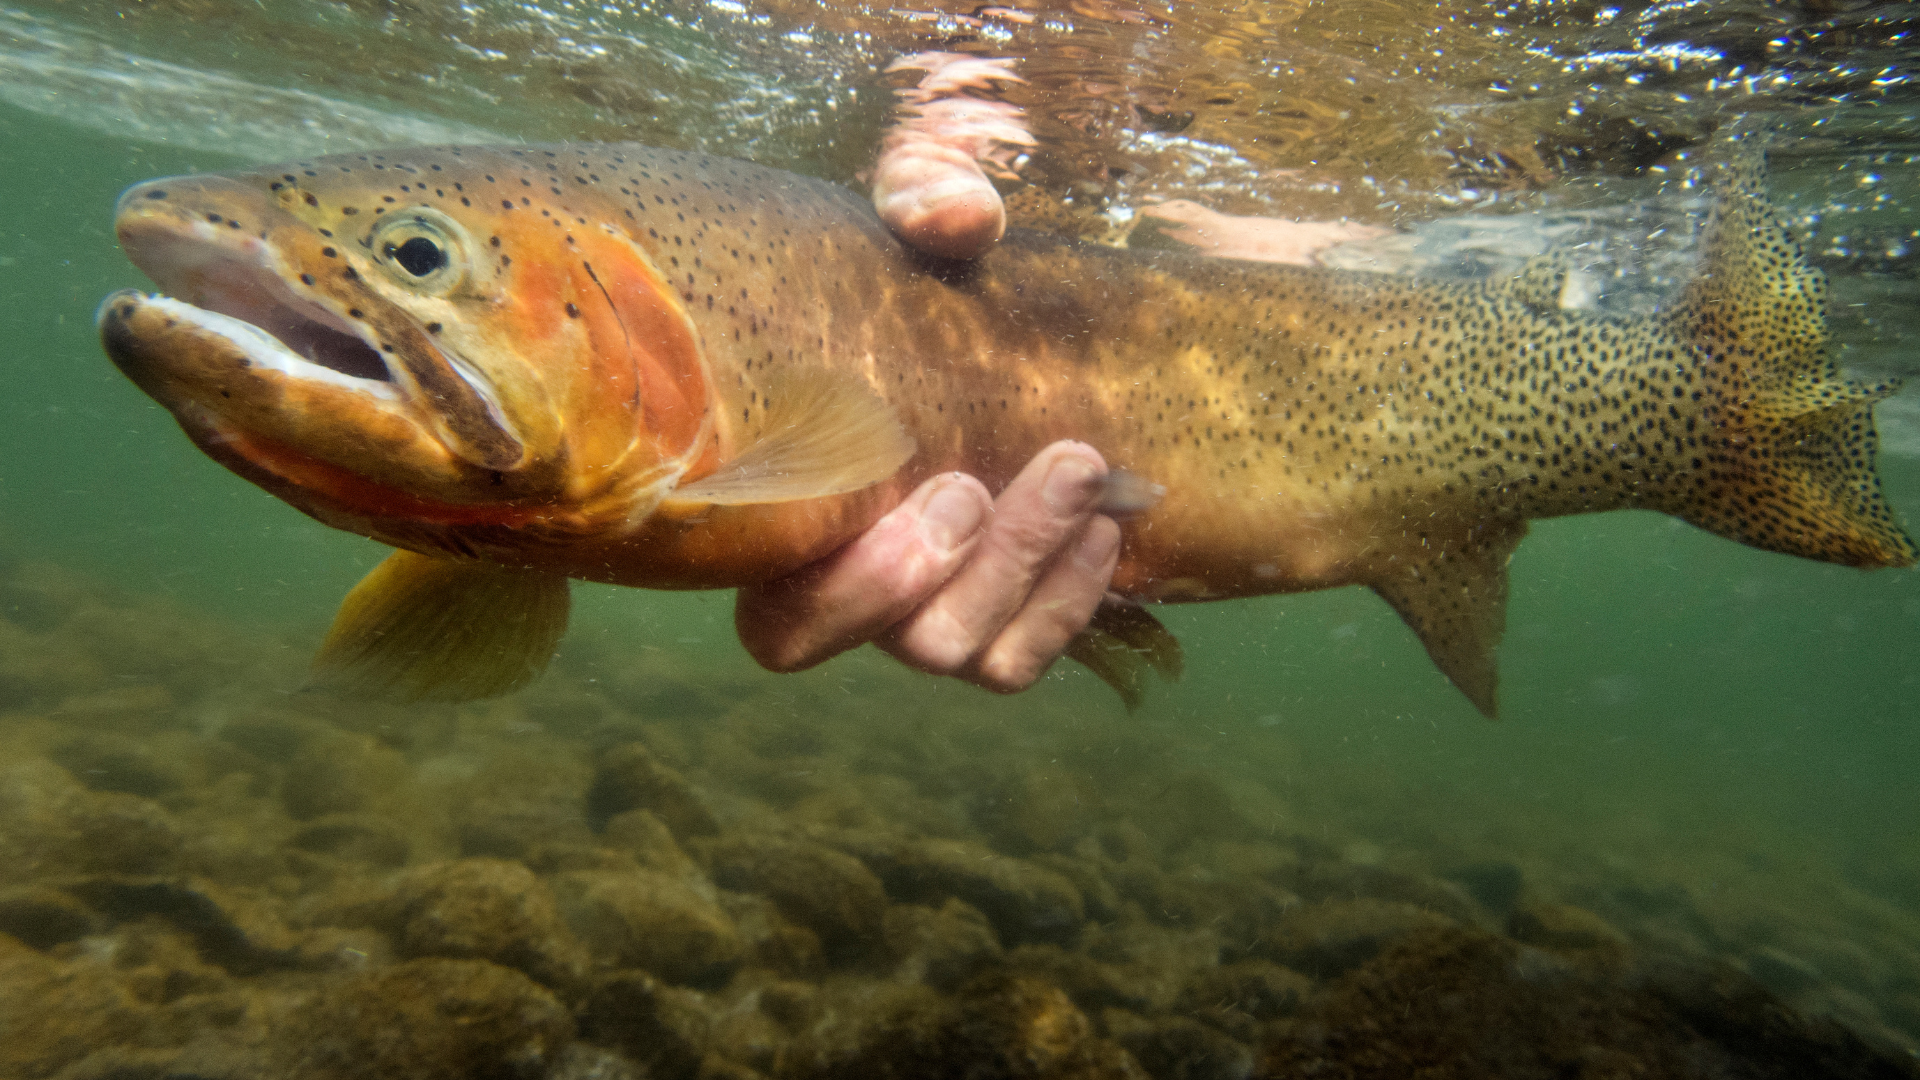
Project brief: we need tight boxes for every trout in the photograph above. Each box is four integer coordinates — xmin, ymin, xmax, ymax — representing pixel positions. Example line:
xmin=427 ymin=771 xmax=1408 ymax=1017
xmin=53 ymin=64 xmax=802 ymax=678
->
xmin=97 ymin=142 xmax=1914 ymax=714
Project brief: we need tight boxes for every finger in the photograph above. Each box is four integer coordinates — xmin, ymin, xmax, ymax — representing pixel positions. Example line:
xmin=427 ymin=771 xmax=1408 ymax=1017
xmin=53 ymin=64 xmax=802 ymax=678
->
xmin=969 ymin=514 xmax=1121 ymax=692
xmin=735 ymin=473 xmax=991 ymax=672
xmin=880 ymin=441 xmax=1109 ymax=675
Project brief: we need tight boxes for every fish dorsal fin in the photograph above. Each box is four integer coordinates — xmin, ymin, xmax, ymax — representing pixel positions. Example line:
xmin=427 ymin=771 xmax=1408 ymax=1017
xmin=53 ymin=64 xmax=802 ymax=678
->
xmin=1368 ymin=520 xmax=1527 ymax=718
xmin=310 ymin=549 xmax=571 ymax=702
xmin=1498 ymin=254 xmax=1580 ymax=312
xmin=668 ymin=367 xmax=917 ymax=507
xmin=1063 ymin=594 xmax=1185 ymax=711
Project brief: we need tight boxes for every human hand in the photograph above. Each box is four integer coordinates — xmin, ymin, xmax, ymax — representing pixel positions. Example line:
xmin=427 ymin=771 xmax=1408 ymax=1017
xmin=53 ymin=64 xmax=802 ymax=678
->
xmin=735 ymin=441 xmax=1120 ymax=692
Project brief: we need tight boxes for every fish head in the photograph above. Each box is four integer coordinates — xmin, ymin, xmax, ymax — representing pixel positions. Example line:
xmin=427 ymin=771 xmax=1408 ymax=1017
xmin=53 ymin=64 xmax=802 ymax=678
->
xmin=99 ymin=149 xmax=714 ymax=552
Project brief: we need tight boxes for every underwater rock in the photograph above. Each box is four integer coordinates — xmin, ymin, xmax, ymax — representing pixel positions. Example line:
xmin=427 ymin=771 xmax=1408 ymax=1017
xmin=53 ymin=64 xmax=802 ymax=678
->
xmin=1031 ymin=853 xmax=1125 ymax=924
xmin=722 ymin=890 xmax=829 ymax=978
xmin=886 ymin=897 xmax=1004 ymax=989
xmin=65 ymin=876 xmax=303 ymax=976
xmin=1261 ymin=925 xmax=1920 ymax=1079
xmin=543 ymin=1042 xmax=648 ymax=1080
xmin=601 ymin=808 xmax=703 ymax=878
xmin=452 ymin=740 xmax=598 ymax=860
xmin=274 ymin=957 xmax=573 ymax=1080
xmin=792 ymin=971 xmax=1147 ymax=1080
xmin=1508 ymin=901 xmax=1632 ymax=956
xmin=1445 ymin=860 xmax=1527 ymax=918
xmin=0 ymin=933 xmax=157 ymax=1078
xmin=1173 ymin=960 xmax=1314 ymax=1039
xmin=0 ymin=884 xmax=98 ymax=949
xmin=1002 ymin=943 xmax=1154 ymax=1014
xmin=384 ymin=857 xmax=588 ymax=991
xmin=975 ymin=769 xmax=1104 ymax=855
xmin=575 ymin=970 xmax=708 ymax=1078
xmin=833 ymin=831 xmax=1086 ymax=946
xmin=1285 ymin=858 xmax=1486 ymax=927
xmin=48 ymin=732 xmax=191 ymax=800
xmin=1253 ymin=898 xmax=1455 ymax=979
xmin=279 ymin=731 xmax=409 ymax=821
xmin=0 ymin=758 xmax=183 ymax=883
xmin=288 ymin=813 xmax=412 ymax=869
xmin=706 ymin=833 xmax=888 ymax=964
xmin=588 ymin=742 xmax=719 ymax=839
xmin=1102 ymin=1010 xmax=1254 ymax=1080
xmin=551 ymin=868 xmax=742 ymax=986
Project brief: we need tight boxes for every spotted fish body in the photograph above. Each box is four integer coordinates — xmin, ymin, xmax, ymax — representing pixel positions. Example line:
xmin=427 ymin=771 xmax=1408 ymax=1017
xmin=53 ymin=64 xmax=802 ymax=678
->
xmin=99 ymin=143 xmax=1914 ymax=713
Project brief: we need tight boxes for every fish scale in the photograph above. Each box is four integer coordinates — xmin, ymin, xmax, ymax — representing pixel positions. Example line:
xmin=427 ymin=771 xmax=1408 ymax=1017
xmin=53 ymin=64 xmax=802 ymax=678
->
xmin=98 ymin=141 xmax=1913 ymax=714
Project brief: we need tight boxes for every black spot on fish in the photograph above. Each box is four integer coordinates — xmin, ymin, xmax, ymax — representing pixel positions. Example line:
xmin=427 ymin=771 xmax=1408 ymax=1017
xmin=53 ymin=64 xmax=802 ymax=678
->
xmin=342 ymin=207 xmax=358 ymax=216
xmin=144 ymin=189 xmax=167 ymax=200
xmin=300 ymin=274 xmax=314 ymax=285
xmin=565 ymin=303 xmax=580 ymax=318
xmin=206 ymin=214 xmax=223 ymax=223
xmin=502 ymin=200 xmax=514 ymax=210
xmin=119 ymin=304 xmax=135 ymax=319
xmin=349 ymin=309 xmax=363 ymax=319
xmin=489 ymin=236 xmax=500 ymax=248
xmin=426 ymin=322 xmax=442 ymax=334
xmin=321 ymin=247 xmax=337 ymax=258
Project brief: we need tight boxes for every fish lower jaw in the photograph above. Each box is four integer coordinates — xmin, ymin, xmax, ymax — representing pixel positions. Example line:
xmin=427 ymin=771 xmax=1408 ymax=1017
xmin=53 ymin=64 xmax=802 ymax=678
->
xmin=99 ymin=291 xmax=400 ymax=401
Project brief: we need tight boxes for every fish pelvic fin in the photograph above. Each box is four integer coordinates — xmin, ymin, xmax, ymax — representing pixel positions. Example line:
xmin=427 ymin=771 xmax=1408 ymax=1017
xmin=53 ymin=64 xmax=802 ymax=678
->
xmin=1064 ymin=594 xmax=1184 ymax=711
xmin=666 ymin=367 xmax=917 ymax=507
xmin=1664 ymin=140 xmax=1916 ymax=569
xmin=310 ymin=549 xmax=571 ymax=702
xmin=1369 ymin=519 xmax=1527 ymax=719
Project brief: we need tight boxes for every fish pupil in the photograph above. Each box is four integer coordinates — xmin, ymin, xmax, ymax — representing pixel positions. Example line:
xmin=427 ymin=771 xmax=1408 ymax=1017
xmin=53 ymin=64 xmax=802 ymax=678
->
xmin=386 ymin=235 xmax=446 ymax=277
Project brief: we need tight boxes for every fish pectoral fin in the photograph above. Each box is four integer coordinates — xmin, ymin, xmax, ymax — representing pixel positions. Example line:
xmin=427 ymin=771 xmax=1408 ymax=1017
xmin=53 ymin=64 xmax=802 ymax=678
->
xmin=1368 ymin=520 xmax=1526 ymax=719
xmin=309 ymin=549 xmax=571 ymax=702
xmin=1064 ymin=594 xmax=1184 ymax=711
xmin=667 ymin=368 xmax=917 ymax=507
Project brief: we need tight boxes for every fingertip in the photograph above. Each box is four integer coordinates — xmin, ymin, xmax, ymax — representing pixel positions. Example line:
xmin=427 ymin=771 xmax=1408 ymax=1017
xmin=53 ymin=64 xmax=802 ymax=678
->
xmin=916 ymin=473 xmax=991 ymax=553
xmin=1075 ymin=514 xmax=1122 ymax=572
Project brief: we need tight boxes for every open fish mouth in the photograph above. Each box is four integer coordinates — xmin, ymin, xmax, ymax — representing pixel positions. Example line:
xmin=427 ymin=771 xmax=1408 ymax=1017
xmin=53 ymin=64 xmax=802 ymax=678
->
xmin=98 ymin=199 xmax=399 ymax=398
xmin=97 ymin=289 xmax=400 ymax=400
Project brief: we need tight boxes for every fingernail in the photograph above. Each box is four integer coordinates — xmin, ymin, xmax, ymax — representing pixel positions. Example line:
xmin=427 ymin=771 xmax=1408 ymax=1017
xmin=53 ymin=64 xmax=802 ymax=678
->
xmin=1043 ymin=456 xmax=1101 ymax=514
xmin=921 ymin=478 xmax=986 ymax=552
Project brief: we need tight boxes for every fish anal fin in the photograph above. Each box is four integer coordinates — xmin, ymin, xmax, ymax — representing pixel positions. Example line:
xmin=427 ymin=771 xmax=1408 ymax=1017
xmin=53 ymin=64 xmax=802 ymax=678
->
xmin=1064 ymin=594 xmax=1184 ymax=711
xmin=668 ymin=367 xmax=916 ymax=507
xmin=1369 ymin=521 xmax=1526 ymax=719
xmin=310 ymin=549 xmax=571 ymax=702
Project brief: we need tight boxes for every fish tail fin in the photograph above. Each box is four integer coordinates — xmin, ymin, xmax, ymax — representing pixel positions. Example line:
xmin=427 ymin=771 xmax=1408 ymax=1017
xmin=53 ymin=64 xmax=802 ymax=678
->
xmin=309 ymin=549 xmax=571 ymax=702
xmin=1663 ymin=141 xmax=1915 ymax=568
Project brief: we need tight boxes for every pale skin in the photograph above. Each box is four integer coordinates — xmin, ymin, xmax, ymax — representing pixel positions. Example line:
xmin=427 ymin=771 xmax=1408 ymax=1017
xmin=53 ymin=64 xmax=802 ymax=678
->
xmin=737 ymin=441 xmax=1119 ymax=692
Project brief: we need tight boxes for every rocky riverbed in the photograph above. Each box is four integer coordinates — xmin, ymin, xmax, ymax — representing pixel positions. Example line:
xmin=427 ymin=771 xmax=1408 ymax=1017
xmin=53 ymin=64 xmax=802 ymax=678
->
xmin=1 ymin=556 xmax=1916 ymax=1080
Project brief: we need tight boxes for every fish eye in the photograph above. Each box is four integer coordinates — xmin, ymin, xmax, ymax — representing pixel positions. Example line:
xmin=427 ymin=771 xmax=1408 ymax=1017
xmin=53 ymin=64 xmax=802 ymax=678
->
xmin=388 ymin=235 xmax=445 ymax=277
xmin=368 ymin=209 xmax=470 ymax=296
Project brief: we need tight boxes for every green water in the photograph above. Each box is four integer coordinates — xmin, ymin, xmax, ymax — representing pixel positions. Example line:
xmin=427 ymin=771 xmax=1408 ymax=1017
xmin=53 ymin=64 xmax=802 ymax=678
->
xmin=2 ymin=0 xmax=1918 ymax=1070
